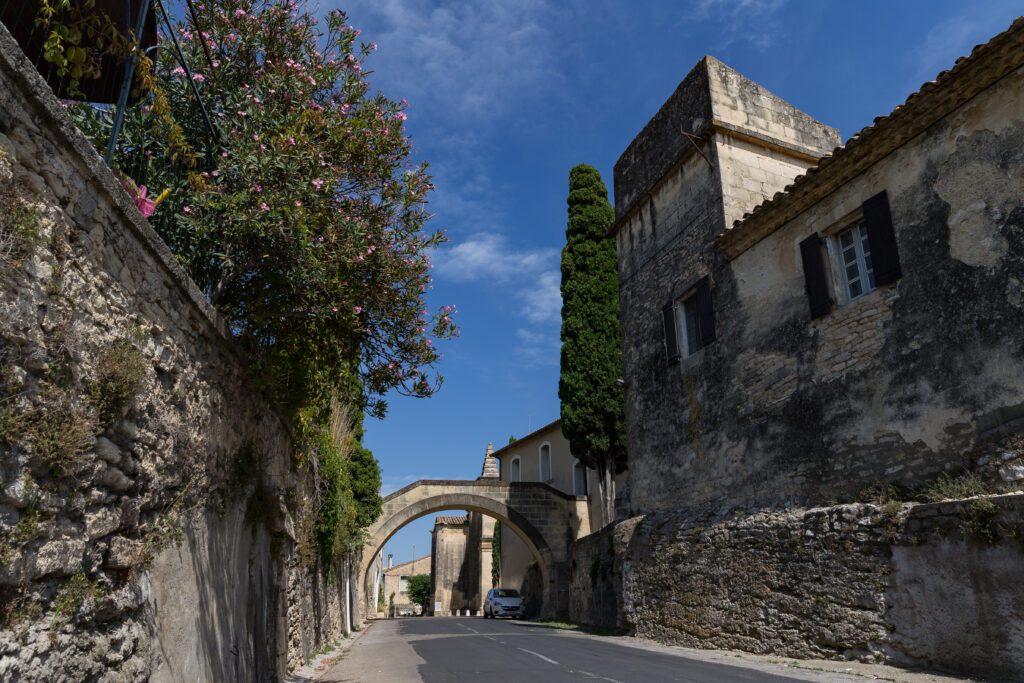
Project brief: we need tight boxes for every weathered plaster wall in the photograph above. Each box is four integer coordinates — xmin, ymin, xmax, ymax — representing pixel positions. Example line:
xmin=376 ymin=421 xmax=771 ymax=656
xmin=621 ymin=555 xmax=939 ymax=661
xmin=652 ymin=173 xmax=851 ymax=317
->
xmin=603 ymin=495 xmax=1024 ymax=679
xmin=0 ymin=24 xmax=347 ymax=681
xmin=619 ymin=50 xmax=1024 ymax=517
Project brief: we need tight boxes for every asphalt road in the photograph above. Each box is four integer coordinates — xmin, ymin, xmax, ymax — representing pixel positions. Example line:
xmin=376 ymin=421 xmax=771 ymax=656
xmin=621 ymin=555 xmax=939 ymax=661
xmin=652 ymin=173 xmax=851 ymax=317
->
xmin=320 ymin=617 xmax=838 ymax=683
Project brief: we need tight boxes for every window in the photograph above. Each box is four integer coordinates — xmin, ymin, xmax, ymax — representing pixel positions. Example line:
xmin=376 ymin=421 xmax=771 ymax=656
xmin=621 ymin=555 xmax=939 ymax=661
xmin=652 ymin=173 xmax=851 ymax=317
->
xmin=800 ymin=190 xmax=901 ymax=319
xmin=663 ymin=276 xmax=715 ymax=363
xmin=538 ymin=443 xmax=551 ymax=482
xmin=510 ymin=456 xmax=521 ymax=482
xmin=834 ymin=222 xmax=874 ymax=302
xmin=572 ymin=459 xmax=589 ymax=496
xmin=399 ymin=575 xmax=409 ymax=593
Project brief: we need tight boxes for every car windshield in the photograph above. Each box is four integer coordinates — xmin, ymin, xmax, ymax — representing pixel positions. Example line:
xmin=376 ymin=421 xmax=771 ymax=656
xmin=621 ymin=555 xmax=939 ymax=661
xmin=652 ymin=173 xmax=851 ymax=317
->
xmin=496 ymin=589 xmax=520 ymax=598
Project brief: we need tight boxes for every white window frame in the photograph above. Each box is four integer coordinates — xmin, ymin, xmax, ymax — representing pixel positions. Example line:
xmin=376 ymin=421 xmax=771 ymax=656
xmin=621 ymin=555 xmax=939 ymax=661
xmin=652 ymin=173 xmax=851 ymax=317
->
xmin=826 ymin=219 xmax=875 ymax=304
xmin=538 ymin=442 xmax=552 ymax=482
xmin=399 ymin=575 xmax=409 ymax=593
xmin=572 ymin=458 xmax=589 ymax=496
xmin=510 ymin=455 xmax=521 ymax=482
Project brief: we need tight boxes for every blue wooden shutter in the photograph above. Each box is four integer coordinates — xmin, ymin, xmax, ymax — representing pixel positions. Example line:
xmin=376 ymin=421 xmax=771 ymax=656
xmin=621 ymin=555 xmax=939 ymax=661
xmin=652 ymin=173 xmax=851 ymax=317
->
xmin=799 ymin=233 xmax=832 ymax=319
xmin=863 ymin=190 xmax=901 ymax=286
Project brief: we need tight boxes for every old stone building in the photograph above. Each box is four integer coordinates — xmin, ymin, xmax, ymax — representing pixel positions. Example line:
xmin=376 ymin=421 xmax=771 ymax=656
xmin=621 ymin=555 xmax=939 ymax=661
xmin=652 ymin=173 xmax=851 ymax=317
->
xmin=579 ymin=17 xmax=1024 ymax=678
xmin=616 ymin=23 xmax=1024 ymax=517
xmin=429 ymin=514 xmax=488 ymax=615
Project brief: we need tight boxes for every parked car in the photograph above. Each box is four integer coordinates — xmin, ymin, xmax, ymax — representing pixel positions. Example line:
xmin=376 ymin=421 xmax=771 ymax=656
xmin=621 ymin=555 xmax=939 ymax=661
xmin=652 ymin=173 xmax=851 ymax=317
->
xmin=483 ymin=588 xmax=525 ymax=619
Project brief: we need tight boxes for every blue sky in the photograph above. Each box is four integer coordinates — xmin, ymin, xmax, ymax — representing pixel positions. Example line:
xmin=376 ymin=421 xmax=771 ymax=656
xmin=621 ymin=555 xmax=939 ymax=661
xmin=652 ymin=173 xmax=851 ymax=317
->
xmin=332 ymin=0 xmax=1024 ymax=566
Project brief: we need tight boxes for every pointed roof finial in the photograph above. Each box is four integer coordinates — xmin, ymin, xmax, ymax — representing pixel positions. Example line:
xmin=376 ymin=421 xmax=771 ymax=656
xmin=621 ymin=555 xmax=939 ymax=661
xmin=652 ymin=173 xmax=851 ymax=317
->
xmin=479 ymin=442 xmax=499 ymax=479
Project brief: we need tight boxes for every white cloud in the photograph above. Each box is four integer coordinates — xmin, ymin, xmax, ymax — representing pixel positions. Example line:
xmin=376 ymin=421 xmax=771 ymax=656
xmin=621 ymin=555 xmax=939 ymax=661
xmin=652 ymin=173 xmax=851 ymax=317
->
xmin=433 ymin=232 xmax=557 ymax=283
xmin=515 ymin=326 xmax=560 ymax=365
xmin=678 ymin=0 xmax=790 ymax=51
xmin=521 ymin=270 xmax=562 ymax=324
xmin=339 ymin=0 xmax=561 ymax=121
xmin=911 ymin=5 xmax=1020 ymax=87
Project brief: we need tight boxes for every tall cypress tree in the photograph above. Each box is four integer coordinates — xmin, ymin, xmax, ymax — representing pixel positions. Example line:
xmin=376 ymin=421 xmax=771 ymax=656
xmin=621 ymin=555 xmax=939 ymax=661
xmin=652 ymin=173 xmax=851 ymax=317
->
xmin=559 ymin=164 xmax=626 ymax=526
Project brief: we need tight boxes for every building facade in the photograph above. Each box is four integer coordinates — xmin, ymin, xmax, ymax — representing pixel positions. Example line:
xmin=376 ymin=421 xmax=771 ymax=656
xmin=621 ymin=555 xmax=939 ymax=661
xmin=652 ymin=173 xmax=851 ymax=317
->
xmin=492 ymin=420 xmax=618 ymax=602
xmin=382 ymin=554 xmax=431 ymax=616
xmin=430 ymin=514 xmax=483 ymax=615
xmin=614 ymin=26 xmax=1024 ymax=517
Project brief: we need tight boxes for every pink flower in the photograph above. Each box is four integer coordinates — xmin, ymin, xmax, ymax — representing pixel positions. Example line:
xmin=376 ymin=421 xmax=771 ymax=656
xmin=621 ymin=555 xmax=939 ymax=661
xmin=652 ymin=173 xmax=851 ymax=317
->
xmin=192 ymin=73 xmax=205 ymax=82
xmin=234 ymin=9 xmax=246 ymax=17
xmin=172 ymin=66 xmax=185 ymax=76
xmin=295 ymin=200 xmax=302 ymax=207
xmin=354 ymin=306 xmax=362 ymax=313
xmin=183 ymin=206 xmax=192 ymax=213
xmin=259 ymin=202 xmax=270 ymax=211
xmin=332 ymin=307 xmax=338 ymax=312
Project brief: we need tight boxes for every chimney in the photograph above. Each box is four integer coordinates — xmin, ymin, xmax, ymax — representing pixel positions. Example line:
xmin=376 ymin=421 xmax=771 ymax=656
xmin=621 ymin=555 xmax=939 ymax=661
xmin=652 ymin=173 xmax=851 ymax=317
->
xmin=387 ymin=553 xmax=393 ymax=568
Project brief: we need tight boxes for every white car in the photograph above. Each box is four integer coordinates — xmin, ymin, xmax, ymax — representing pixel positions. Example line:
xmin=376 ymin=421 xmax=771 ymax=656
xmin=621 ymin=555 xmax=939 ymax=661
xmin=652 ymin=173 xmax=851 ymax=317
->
xmin=484 ymin=588 xmax=525 ymax=619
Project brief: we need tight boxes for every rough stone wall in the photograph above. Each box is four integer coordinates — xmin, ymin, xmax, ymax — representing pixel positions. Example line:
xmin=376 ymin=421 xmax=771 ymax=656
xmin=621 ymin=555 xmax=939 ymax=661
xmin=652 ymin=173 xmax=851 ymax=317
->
xmin=619 ymin=48 xmax=1024 ymax=516
xmin=0 ymin=25 xmax=347 ymax=681
xmin=606 ymin=494 xmax=1024 ymax=679
xmin=567 ymin=519 xmax=639 ymax=629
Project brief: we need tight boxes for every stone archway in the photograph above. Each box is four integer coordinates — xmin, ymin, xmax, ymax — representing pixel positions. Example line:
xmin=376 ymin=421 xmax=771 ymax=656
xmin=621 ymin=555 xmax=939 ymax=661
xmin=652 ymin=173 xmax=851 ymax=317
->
xmin=359 ymin=480 xmax=581 ymax=623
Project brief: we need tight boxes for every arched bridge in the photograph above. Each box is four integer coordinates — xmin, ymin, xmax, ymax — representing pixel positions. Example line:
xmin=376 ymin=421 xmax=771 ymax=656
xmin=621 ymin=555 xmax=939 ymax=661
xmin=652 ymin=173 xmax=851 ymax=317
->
xmin=359 ymin=479 xmax=590 ymax=622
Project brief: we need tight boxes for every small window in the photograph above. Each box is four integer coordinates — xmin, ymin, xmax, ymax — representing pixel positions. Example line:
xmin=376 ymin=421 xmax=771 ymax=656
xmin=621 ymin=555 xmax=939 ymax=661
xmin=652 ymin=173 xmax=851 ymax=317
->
xmin=677 ymin=294 xmax=703 ymax=357
xmin=510 ymin=456 xmax=521 ymax=482
xmin=399 ymin=575 xmax=409 ymax=593
xmin=801 ymin=190 xmax=900 ymax=320
xmin=538 ymin=443 xmax=551 ymax=482
xmin=572 ymin=459 xmax=589 ymax=496
xmin=663 ymin=276 xmax=715 ymax=363
xmin=834 ymin=222 xmax=874 ymax=302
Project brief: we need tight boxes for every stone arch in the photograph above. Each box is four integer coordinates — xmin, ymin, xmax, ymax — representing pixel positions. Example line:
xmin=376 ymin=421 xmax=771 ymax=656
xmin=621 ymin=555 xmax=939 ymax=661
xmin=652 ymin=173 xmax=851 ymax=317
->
xmin=360 ymin=489 xmax=557 ymax=621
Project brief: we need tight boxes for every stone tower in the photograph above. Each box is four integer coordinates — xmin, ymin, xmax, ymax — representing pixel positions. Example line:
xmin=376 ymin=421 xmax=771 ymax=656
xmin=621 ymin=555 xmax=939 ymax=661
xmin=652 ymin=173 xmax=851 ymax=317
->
xmin=613 ymin=56 xmax=841 ymax=513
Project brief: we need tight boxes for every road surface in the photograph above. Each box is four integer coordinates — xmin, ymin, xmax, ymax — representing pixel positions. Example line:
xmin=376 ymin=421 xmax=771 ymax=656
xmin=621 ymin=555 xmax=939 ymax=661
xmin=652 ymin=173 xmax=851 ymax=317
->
xmin=319 ymin=617 xmax=860 ymax=683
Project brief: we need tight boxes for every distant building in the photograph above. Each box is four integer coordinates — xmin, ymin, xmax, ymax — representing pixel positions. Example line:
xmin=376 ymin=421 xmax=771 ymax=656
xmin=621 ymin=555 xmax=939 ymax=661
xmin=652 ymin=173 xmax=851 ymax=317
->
xmin=382 ymin=554 xmax=430 ymax=616
xmin=430 ymin=514 xmax=488 ymax=615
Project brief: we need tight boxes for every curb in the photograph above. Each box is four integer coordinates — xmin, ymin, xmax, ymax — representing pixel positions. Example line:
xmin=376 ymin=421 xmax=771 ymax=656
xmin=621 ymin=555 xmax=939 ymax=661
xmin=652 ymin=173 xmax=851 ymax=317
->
xmin=283 ymin=622 xmax=374 ymax=682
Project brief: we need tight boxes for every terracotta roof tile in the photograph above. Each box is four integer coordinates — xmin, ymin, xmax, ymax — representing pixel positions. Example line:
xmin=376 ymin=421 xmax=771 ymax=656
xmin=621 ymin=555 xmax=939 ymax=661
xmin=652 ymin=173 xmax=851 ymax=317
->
xmin=434 ymin=515 xmax=468 ymax=526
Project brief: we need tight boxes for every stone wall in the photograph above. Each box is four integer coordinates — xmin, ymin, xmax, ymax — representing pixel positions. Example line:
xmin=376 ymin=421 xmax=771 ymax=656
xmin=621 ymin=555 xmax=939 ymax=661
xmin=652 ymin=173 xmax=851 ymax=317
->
xmin=0 ymin=23 xmax=347 ymax=681
xmin=567 ymin=519 xmax=639 ymax=629
xmin=601 ymin=494 xmax=1024 ymax=679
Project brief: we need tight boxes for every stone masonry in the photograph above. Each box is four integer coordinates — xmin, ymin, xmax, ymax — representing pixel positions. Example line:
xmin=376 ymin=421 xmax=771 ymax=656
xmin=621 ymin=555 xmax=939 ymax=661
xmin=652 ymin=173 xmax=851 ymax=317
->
xmin=0 ymin=22 xmax=349 ymax=681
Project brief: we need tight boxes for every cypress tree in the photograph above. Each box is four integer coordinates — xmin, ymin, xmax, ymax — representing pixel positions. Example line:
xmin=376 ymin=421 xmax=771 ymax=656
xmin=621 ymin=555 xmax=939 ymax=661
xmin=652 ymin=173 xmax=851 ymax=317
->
xmin=558 ymin=164 xmax=627 ymax=525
